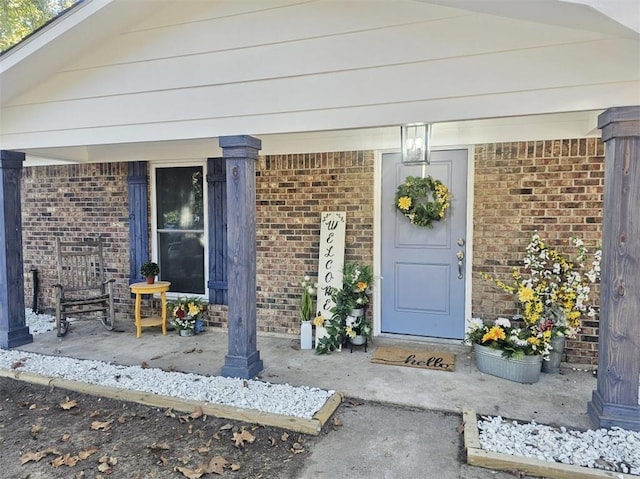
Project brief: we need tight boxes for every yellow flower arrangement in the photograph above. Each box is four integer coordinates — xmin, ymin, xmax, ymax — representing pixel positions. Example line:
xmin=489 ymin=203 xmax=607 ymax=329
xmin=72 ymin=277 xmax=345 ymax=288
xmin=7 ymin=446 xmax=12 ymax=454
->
xmin=167 ymin=296 xmax=208 ymax=332
xmin=481 ymin=232 xmax=601 ymax=339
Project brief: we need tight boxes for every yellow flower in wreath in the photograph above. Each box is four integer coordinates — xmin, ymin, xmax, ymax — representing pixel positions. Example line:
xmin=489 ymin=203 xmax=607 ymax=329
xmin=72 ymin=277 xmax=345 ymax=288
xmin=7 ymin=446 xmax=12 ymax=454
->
xmin=395 ymin=175 xmax=452 ymax=228
xmin=397 ymin=196 xmax=412 ymax=211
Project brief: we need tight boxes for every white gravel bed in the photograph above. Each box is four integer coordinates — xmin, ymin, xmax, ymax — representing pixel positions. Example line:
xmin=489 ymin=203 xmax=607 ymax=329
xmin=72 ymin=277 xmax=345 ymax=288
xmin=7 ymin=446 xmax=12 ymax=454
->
xmin=479 ymin=415 xmax=640 ymax=476
xmin=0 ymin=311 xmax=334 ymax=420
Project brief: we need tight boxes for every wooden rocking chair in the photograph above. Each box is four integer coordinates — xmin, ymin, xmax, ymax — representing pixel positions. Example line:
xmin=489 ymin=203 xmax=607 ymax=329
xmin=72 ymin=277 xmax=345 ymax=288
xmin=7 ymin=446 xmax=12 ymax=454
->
xmin=53 ymin=236 xmax=116 ymax=337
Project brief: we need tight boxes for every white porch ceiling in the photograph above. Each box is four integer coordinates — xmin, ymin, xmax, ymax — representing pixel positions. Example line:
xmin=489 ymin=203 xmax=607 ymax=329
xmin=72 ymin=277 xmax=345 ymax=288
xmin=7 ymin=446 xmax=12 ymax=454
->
xmin=1 ymin=0 xmax=638 ymax=163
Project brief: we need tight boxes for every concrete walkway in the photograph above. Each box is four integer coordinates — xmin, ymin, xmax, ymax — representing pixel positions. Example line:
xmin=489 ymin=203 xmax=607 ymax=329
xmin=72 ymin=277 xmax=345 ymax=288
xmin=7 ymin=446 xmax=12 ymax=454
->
xmin=15 ymin=318 xmax=599 ymax=478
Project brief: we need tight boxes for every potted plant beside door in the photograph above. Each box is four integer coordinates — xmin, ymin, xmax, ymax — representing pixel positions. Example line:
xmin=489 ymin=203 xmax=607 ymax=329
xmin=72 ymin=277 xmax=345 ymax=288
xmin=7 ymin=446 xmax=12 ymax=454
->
xmin=316 ymin=262 xmax=373 ymax=354
xmin=140 ymin=261 xmax=159 ymax=284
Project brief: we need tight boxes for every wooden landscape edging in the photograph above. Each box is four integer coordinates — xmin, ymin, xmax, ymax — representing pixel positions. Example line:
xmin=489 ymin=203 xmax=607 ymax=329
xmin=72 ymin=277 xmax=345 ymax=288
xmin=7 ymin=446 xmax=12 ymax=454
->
xmin=0 ymin=368 xmax=342 ymax=436
xmin=462 ymin=409 xmax=636 ymax=479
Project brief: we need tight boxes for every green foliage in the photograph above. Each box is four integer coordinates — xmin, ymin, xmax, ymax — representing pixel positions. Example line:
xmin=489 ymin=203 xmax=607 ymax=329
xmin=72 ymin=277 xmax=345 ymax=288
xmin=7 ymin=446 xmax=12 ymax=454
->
xmin=299 ymin=276 xmax=315 ymax=322
xmin=140 ymin=261 xmax=159 ymax=278
xmin=1 ymin=0 xmax=77 ymax=52
xmin=315 ymin=262 xmax=373 ymax=354
xmin=395 ymin=175 xmax=452 ymax=228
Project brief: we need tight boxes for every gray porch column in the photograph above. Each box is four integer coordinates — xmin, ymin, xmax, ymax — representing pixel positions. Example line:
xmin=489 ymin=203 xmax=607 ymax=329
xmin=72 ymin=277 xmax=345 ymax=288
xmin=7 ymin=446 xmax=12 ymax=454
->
xmin=0 ymin=150 xmax=33 ymax=349
xmin=587 ymin=106 xmax=640 ymax=431
xmin=220 ymin=135 xmax=263 ymax=379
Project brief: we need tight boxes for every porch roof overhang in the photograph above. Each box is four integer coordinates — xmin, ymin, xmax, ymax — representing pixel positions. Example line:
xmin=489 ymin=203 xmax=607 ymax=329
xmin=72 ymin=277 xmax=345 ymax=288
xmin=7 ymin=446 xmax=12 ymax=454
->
xmin=0 ymin=0 xmax=638 ymax=164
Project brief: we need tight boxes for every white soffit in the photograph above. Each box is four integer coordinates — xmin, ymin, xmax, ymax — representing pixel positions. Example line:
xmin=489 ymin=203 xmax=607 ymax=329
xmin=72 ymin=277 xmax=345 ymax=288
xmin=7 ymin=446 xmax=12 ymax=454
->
xmin=22 ymin=110 xmax=601 ymax=165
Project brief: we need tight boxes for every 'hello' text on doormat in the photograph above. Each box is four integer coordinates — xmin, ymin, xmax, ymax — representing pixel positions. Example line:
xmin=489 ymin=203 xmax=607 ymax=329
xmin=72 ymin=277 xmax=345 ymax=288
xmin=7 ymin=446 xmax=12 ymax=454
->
xmin=371 ymin=346 xmax=455 ymax=372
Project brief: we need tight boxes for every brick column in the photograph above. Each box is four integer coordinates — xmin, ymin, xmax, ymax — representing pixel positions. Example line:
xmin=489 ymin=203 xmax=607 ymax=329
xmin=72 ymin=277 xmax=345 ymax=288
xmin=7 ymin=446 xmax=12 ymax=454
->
xmin=0 ymin=150 xmax=33 ymax=349
xmin=220 ymin=136 xmax=263 ymax=379
xmin=588 ymin=106 xmax=640 ymax=431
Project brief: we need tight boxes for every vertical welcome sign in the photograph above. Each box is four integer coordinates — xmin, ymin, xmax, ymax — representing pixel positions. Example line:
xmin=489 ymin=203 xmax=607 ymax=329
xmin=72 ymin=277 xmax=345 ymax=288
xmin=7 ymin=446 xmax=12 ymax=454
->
xmin=315 ymin=212 xmax=346 ymax=348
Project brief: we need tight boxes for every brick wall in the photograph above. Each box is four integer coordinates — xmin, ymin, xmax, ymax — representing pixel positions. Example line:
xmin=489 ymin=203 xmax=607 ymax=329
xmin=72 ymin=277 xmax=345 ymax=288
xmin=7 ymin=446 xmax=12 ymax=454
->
xmin=255 ymin=151 xmax=375 ymax=334
xmin=19 ymin=151 xmax=375 ymax=336
xmin=472 ymin=138 xmax=605 ymax=365
xmin=21 ymin=163 xmax=132 ymax=316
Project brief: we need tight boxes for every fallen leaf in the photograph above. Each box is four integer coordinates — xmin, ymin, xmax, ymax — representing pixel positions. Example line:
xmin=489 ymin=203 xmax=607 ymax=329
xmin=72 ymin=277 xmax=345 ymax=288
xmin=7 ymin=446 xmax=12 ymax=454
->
xmin=242 ymin=380 xmax=249 ymax=388
xmin=149 ymin=354 xmax=163 ymax=360
xmin=149 ymin=441 xmax=170 ymax=451
xmin=164 ymin=408 xmax=176 ymax=418
xmin=189 ymin=406 xmax=203 ymax=419
xmin=197 ymin=447 xmax=210 ymax=454
xmin=268 ymin=437 xmax=277 ymax=446
xmin=233 ymin=430 xmax=255 ymax=448
xmin=203 ymin=455 xmax=228 ymax=475
xmin=174 ymin=466 xmax=204 ymax=479
xmin=91 ymin=420 xmax=112 ymax=431
xmin=29 ymin=403 xmax=37 ymax=410
xmin=140 ymin=361 xmax=149 ymax=369
xmin=183 ymin=347 xmax=196 ymax=354
xmin=61 ymin=433 xmax=71 ymax=442
xmin=332 ymin=417 xmax=343 ymax=427
xmin=108 ymin=456 xmax=118 ymax=465
xmin=89 ymin=410 xmax=101 ymax=418
xmin=51 ymin=456 xmax=65 ymax=468
xmin=212 ymin=432 xmax=221 ymax=440
xmin=11 ymin=360 xmax=24 ymax=369
xmin=456 ymin=423 xmax=465 ymax=434
xmin=230 ymin=463 xmax=241 ymax=471
xmin=281 ymin=432 xmax=289 ymax=442
xmin=77 ymin=446 xmax=98 ymax=459
xmin=118 ymin=415 xmax=127 ymax=424
xmin=97 ymin=462 xmax=111 ymax=473
xmin=219 ymin=424 xmax=233 ymax=431
xmin=19 ymin=450 xmax=45 ymax=464
xmin=159 ymin=456 xmax=169 ymax=467
xmin=64 ymin=453 xmax=79 ymax=467
xmin=30 ymin=422 xmax=43 ymax=436
xmin=59 ymin=399 xmax=79 ymax=410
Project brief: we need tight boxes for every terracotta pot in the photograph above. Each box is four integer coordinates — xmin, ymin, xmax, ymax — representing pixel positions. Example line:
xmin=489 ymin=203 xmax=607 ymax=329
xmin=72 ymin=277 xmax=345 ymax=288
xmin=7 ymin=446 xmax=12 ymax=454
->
xmin=145 ymin=276 xmax=155 ymax=284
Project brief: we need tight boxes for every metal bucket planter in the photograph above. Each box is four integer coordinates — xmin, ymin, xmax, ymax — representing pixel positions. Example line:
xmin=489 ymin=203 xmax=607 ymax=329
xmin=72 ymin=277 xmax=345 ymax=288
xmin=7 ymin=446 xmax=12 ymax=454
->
xmin=542 ymin=335 xmax=565 ymax=374
xmin=474 ymin=344 xmax=542 ymax=384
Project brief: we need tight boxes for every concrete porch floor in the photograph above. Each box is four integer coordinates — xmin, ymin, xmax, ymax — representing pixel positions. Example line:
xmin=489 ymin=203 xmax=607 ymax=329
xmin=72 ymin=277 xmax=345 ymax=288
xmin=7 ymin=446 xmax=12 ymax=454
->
xmin=16 ymin=317 xmax=598 ymax=432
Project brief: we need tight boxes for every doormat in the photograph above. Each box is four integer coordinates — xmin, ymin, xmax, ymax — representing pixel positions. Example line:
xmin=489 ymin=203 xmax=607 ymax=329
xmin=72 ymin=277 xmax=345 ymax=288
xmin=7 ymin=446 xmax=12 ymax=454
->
xmin=370 ymin=346 xmax=455 ymax=372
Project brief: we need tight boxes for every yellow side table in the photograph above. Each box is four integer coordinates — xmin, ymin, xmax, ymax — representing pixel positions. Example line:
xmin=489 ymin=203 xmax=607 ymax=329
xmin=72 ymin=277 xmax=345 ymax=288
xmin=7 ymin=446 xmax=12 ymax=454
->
xmin=129 ymin=281 xmax=171 ymax=338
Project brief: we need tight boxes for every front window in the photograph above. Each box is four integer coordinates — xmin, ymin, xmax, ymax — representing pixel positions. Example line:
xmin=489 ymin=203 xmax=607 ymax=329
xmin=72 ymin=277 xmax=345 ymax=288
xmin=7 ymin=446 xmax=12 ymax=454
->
xmin=154 ymin=165 xmax=205 ymax=294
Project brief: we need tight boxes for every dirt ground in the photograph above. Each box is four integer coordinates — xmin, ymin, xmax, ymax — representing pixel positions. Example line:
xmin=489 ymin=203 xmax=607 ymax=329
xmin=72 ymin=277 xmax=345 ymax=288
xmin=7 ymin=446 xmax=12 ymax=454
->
xmin=0 ymin=376 xmax=325 ymax=479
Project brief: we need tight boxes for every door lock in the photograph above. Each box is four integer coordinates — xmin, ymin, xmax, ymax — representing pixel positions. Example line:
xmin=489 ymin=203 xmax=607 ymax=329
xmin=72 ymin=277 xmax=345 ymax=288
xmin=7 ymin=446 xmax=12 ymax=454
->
xmin=456 ymin=250 xmax=464 ymax=279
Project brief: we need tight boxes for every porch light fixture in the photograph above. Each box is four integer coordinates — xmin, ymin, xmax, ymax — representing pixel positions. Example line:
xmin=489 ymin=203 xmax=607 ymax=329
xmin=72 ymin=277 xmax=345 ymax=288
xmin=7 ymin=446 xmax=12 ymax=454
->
xmin=401 ymin=123 xmax=431 ymax=164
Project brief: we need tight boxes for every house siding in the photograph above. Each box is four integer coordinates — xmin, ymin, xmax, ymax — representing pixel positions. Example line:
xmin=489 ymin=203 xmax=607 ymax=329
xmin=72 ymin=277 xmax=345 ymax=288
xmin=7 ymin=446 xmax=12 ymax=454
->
xmin=20 ymin=140 xmax=603 ymax=365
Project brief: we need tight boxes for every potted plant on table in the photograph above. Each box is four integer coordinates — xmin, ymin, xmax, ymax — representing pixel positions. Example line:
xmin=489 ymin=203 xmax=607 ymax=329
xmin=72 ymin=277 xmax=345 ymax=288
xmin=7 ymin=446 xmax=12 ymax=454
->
xmin=140 ymin=261 xmax=160 ymax=284
xmin=168 ymin=296 xmax=208 ymax=336
xmin=316 ymin=262 xmax=373 ymax=354
xmin=299 ymin=275 xmax=316 ymax=350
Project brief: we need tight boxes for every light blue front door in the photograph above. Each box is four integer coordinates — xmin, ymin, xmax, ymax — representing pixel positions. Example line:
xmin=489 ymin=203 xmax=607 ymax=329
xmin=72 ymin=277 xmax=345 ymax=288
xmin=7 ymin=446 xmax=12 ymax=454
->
xmin=381 ymin=150 xmax=468 ymax=339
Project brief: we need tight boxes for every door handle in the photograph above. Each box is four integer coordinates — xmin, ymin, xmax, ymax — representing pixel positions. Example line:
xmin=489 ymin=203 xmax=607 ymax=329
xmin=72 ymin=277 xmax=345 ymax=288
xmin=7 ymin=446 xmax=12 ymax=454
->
xmin=456 ymin=250 xmax=464 ymax=279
